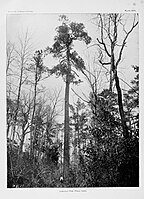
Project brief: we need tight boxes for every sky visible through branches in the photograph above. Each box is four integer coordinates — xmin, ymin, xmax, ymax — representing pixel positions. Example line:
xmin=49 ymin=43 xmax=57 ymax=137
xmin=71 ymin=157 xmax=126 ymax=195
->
xmin=6 ymin=12 xmax=139 ymax=189
xmin=7 ymin=13 xmax=139 ymax=121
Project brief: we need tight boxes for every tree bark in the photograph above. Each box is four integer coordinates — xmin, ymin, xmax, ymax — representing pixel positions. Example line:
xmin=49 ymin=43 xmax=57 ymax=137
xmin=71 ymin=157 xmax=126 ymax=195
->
xmin=17 ymin=130 xmax=25 ymax=165
xmin=114 ymin=71 xmax=129 ymax=139
xmin=63 ymin=74 xmax=70 ymax=178
xmin=63 ymin=47 xmax=70 ymax=178
xmin=18 ymin=131 xmax=25 ymax=155
xmin=73 ymin=130 xmax=77 ymax=165
xmin=12 ymin=61 xmax=24 ymax=147
xmin=30 ymin=67 xmax=37 ymax=160
xmin=76 ymin=107 xmax=80 ymax=164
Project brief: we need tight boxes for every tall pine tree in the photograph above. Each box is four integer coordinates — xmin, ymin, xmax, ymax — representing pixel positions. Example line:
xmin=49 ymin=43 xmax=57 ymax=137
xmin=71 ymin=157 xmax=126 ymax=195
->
xmin=46 ymin=15 xmax=91 ymax=179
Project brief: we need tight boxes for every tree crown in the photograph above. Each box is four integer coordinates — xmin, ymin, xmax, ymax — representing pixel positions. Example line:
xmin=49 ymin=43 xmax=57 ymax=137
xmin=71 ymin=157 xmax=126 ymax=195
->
xmin=45 ymin=15 xmax=91 ymax=82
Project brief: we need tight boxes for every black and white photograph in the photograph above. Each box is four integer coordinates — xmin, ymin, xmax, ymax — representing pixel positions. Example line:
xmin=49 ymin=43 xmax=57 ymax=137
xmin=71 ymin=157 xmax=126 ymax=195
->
xmin=1 ymin=1 xmax=144 ymax=199
xmin=6 ymin=12 xmax=139 ymax=188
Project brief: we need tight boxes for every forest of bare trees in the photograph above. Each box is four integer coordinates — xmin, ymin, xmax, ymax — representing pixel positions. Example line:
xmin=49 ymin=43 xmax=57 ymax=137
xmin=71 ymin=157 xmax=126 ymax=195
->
xmin=7 ymin=13 xmax=139 ymax=188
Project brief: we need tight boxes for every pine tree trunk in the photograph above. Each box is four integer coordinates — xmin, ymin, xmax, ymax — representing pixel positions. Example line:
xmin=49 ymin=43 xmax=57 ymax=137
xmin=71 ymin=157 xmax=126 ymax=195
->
xmin=63 ymin=46 xmax=70 ymax=179
xmin=76 ymin=107 xmax=80 ymax=164
xmin=63 ymin=74 xmax=70 ymax=178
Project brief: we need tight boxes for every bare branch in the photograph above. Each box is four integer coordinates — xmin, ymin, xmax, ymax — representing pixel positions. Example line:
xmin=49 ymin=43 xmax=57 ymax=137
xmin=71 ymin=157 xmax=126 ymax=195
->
xmin=50 ymin=88 xmax=63 ymax=119
xmin=97 ymin=38 xmax=111 ymax=57
xmin=116 ymin=18 xmax=138 ymax=68
xmin=97 ymin=14 xmax=111 ymax=57
xmin=80 ymin=69 xmax=95 ymax=92
xmin=6 ymin=42 xmax=15 ymax=74
xmin=71 ymin=88 xmax=89 ymax=103
xmin=99 ymin=60 xmax=111 ymax=66
xmin=119 ymin=77 xmax=139 ymax=95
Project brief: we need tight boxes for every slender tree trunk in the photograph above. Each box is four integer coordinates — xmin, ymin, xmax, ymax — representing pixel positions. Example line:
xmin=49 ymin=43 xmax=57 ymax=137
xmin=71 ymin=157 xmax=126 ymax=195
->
xmin=109 ymin=56 xmax=113 ymax=92
xmin=114 ymin=71 xmax=129 ymax=139
xmin=63 ymin=74 xmax=70 ymax=178
xmin=18 ymin=131 xmax=25 ymax=155
xmin=109 ymin=43 xmax=115 ymax=91
xmin=109 ymin=69 xmax=113 ymax=91
xmin=7 ymin=124 xmax=10 ymax=138
xmin=37 ymin=133 xmax=42 ymax=163
xmin=76 ymin=107 xmax=80 ymax=164
xmin=63 ymin=47 xmax=70 ymax=179
xmin=12 ymin=62 xmax=24 ymax=147
xmin=17 ymin=130 xmax=25 ymax=165
xmin=30 ymin=65 xmax=38 ymax=160
xmin=73 ymin=130 xmax=77 ymax=165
